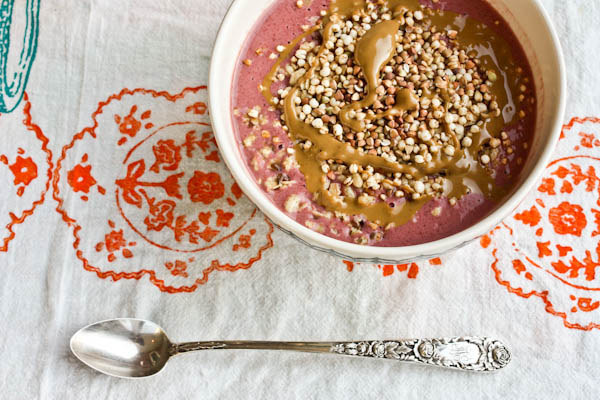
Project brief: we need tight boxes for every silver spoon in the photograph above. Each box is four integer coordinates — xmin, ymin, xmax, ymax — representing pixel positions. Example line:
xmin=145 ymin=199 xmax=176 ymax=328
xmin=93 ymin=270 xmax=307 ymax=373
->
xmin=70 ymin=318 xmax=511 ymax=378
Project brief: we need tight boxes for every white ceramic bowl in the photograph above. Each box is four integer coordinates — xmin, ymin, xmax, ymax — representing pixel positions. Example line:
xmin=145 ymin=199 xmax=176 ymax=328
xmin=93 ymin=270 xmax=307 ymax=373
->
xmin=209 ymin=0 xmax=566 ymax=263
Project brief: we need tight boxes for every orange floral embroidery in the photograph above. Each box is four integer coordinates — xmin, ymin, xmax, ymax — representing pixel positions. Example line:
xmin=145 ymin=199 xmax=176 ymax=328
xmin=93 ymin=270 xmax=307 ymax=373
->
xmin=397 ymin=262 xmax=419 ymax=279
xmin=514 ymin=206 xmax=541 ymax=227
xmin=556 ymin=244 xmax=573 ymax=257
xmin=185 ymin=101 xmax=208 ymax=115
xmin=538 ymin=178 xmax=556 ymax=195
xmin=592 ymin=209 xmax=600 ymax=237
xmin=67 ymin=164 xmax=96 ymax=193
xmin=53 ymin=86 xmax=275 ymax=293
xmin=165 ymin=260 xmax=189 ymax=277
xmin=172 ymin=216 xmax=204 ymax=244
xmin=480 ymin=234 xmax=491 ymax=248
xmin=536 ymin=241 xmax=552 ymax=258
xmin=512 ymin=259 xmax=526 ymax=274
xmin=345 ymin=257 xmax=442 ymax=279
xmin=579 ymin=132 xmax=596 ymax=149
xmin=105 ymin=229 xmax=127 ymax=252
xmin=1 ymin=93 xmax=53 ymax=252
xmin=187 ymin=171 xmax=225 ymax=204
xmin=552 ymin=164 xmax=598 ymax=193
xmin=550 ymin=243 xmax=600 ymax=281
xmin=511 ymin=259 xmax=532 ymax=281
xmin=231 ymin=182 xmax=243 ymax=199
xmin=8 ymin=156 xmax=38 ymax=186
xmin=481 ymin=117 xmax=600 ymax=331
xmin=560 ymin=180 xmax=573 ymax=194
xmin=144 ymin=198 xmax=176 ymax=231
xmin=233 ymin=234 xmax=252 ymax=251
xmin=198 ymin=226 xmax=220 ymax=242
xmin=216 ymin=209 xmax=234 ymax=227
xmin=198 ymin=211 xmax=211 ymax=225
xmin=150 ymin=139 xmax=182 ymax=173
xmin=116 ymin=105 xmax=142 ymax=137
xmin=119 ymin=153 xmax=229 ymax=245
xmin=94 ymin=222 xmax=136 ymax=263
xmin=183 ymin=130 xmax=214 ymax=157
xmin=116 ymin=159 xmax=183 ymax=207
xmin=205 ymin=150 xmax=220 ymax=162
xmin=577 ymin=298 xmax=600 ymax=312
xmin=382 ymin=264 xmax=395 ymax=276
xmin=549 ymin=202 xmax=587 ymax=236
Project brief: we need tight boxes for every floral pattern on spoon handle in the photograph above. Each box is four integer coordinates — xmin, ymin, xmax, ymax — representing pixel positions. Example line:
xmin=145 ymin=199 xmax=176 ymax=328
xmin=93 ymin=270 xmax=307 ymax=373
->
xmin=330 ymin=337 xmax=510 ymax=372
xmin=171 ymin=336 xmax=510 ymax=372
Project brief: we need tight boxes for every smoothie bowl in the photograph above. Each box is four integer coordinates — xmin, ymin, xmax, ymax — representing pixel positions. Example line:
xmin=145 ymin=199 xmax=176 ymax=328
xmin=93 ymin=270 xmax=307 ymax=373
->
xmin=209 ymin=0 xmax=565 ymax=262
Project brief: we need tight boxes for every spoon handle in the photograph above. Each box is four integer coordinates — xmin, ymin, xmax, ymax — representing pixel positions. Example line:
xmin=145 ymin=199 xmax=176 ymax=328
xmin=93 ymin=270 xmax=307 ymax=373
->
xmin=171 ymin=336 xmax=510 ymax=372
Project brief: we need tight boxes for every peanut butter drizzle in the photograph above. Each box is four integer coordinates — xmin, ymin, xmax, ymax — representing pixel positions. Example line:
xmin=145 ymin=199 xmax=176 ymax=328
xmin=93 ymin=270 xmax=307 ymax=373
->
xmin=260 ymin=24 xmax=320 ymax=103
xmin=260 ymin=0 xmax=524 ymax=228
xmin=422 ymin=8 xmax=521 ymax=200
xmin=338 ymin=19 xmax=401 ymax=132
xmin=329 ymin=0 xmax=368 ymax=17
xmin=372 ymin=88 xmax=419 ymax=119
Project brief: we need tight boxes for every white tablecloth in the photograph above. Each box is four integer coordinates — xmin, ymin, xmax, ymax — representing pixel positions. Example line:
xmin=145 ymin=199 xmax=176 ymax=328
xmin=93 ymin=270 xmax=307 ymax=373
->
xmin=1 ymin=0 xmax=599 ymax=398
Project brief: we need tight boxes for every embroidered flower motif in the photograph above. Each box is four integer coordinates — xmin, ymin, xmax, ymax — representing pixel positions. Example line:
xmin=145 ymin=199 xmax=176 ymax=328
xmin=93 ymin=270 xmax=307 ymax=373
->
xmin=144 ymin=199 xmax=176 ymax=231
xmin=549 ymin=201 xmax=587 ymax=236
xmin=116 ymin=105 xmax=142 ymax=137
xmin=187 ymin=171 xmax=225 ymax=205
xmin=94 ymin=221 xmax=136 ymax=262
xmin=165 ymin=260 xmax=189 ymax=277
xmin=104 ymin=229 xmax=127 ymax=252
xmin=198 ymin=226 xmax=220 ymax=242
xmin=67 ymin=164 xmax=96 ymax=193
xmin=479 ymin=117 xmax=600 ymax=331
xmin=1 ymin=94 xmax=52 ymax=252
xmin=9 ymin=156 xmax=38 ymax=186
xmin=54 ymin=86 xmax=274 ymax=292
xmin=116 ymin=159 xmax=183 ymax=207
xmin=185 ymin=101 xmax=208 ymax=115
xmin=216 ymin=209 xmax=234 ymax=227
xmin=150 ymin=139 xmax=181 ymax=173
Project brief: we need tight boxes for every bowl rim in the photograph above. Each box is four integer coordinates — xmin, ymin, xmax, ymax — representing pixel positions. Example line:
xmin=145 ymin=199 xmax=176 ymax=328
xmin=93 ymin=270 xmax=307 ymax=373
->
xmin=209 ymin=0 xmax=567 ymax=261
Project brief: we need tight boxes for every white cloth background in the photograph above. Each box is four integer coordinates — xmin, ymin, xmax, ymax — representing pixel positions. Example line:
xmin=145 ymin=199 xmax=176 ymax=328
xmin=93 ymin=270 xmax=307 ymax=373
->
xmin=0 ymin=0 xmax=599 ymax=398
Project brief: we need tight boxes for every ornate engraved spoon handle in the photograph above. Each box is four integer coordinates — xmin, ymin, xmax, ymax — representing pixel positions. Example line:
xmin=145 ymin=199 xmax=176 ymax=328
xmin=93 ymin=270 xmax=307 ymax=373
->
xmin=171 ymin=336 xmax=510 ymax=372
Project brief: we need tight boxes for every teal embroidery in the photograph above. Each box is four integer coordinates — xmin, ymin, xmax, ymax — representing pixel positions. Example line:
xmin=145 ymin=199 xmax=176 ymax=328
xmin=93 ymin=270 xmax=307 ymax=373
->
xmin=0 ymin=0 xmax=40 ymax=113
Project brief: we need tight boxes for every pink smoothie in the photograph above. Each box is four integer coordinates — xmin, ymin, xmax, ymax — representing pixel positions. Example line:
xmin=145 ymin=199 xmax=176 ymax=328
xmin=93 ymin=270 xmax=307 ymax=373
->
xmin=231 ymin=0 xmax=536 ymax=246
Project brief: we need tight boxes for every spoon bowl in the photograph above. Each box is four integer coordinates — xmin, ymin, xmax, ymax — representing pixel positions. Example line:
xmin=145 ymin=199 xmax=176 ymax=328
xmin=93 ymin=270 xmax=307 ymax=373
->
xmin=70 ymin=318 xmax=172 ymax=378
